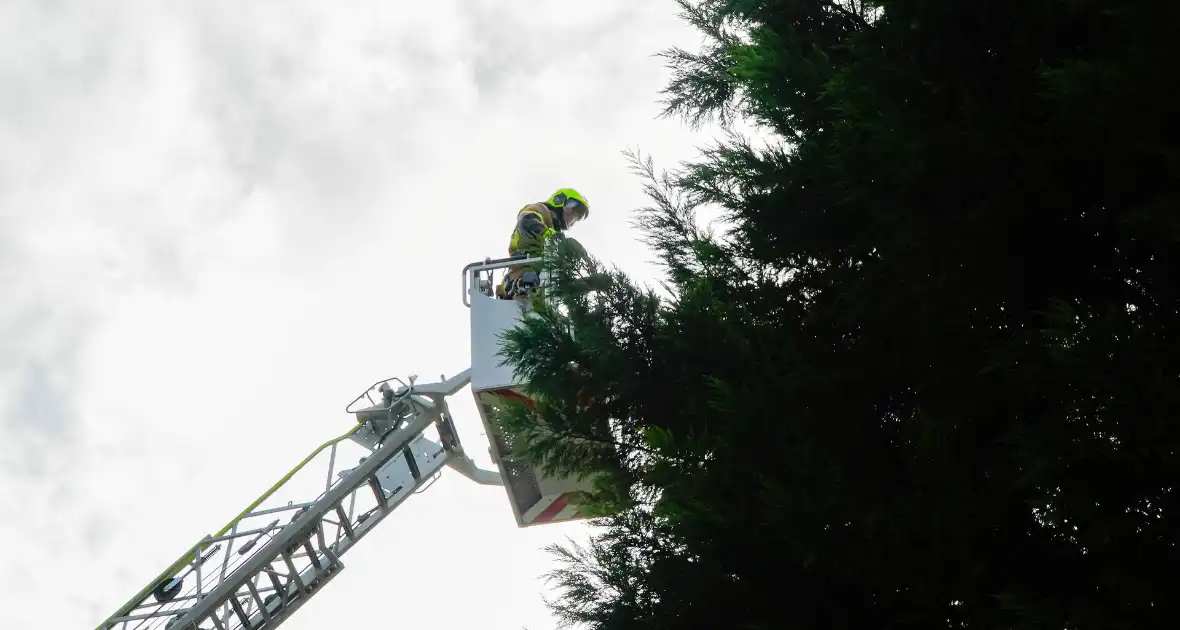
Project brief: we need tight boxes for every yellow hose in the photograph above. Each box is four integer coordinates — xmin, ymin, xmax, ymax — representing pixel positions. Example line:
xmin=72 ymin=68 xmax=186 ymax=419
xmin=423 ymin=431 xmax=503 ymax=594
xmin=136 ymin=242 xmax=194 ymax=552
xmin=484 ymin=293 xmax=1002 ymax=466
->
xmin=95 ymin=420 xmax=364 ymax=630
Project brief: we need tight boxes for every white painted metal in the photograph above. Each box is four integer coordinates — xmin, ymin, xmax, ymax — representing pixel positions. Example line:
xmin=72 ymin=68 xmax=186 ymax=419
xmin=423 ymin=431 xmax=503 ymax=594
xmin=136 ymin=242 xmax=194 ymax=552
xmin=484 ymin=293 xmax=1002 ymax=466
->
xmin=462 ymin=256 xmax=598 ymax=527
xmin=369 ymin=433 xmax=449 ymax=505
xmin=96 ymin=373 xmax=499 ymax=630
xmin=97 ymin=254 xmax=600 ymax=630
xmin=471 ymin=286 xmax=529 ymax=392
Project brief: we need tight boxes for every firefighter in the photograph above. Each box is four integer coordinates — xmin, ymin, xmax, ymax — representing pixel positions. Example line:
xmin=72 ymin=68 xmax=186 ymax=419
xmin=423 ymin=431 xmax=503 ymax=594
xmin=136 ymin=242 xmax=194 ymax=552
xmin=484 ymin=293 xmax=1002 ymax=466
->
xmin=498 ymin=188 xmax=590 ymax=299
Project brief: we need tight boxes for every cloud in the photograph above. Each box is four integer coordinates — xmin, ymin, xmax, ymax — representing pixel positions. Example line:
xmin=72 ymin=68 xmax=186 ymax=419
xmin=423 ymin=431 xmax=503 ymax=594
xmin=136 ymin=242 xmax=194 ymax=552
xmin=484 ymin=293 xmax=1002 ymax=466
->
xmin=0 ymin=2 xmax=713 ymax=629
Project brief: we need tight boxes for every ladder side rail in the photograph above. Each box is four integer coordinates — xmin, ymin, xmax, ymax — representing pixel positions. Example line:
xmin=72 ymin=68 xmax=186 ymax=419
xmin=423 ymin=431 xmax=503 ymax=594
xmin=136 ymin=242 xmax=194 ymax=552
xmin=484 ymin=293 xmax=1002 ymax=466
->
xmin=111 ymin=406 xmax=442 ymax=630
xmin=96 ymin=420 xmax=379 ymax=630
xmin=235 ymin=451 xmax=453 ymax=630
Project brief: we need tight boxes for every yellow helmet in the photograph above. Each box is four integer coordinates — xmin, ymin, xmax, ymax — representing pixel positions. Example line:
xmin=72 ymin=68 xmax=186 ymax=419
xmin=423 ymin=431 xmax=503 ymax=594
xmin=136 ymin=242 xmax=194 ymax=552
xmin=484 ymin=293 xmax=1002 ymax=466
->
xmin=546 ymin=188 xmax=590 ymax=229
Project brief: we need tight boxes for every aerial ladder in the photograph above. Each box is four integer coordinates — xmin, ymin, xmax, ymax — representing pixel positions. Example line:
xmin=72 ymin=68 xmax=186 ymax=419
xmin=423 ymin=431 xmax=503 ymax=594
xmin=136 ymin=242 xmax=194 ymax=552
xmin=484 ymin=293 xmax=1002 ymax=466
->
xmin=96 ymin=253 xmax=593 ymax=630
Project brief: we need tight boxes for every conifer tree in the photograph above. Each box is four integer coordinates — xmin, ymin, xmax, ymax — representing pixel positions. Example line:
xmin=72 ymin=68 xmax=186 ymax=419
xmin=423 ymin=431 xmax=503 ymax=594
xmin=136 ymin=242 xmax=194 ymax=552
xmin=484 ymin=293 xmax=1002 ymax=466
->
xmin=499 ymin=1 xmax=1180 ymax=628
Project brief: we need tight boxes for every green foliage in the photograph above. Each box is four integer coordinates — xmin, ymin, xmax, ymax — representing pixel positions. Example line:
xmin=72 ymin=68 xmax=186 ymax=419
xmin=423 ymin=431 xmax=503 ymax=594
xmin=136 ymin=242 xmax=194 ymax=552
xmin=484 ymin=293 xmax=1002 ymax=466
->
xmin=498 ymin=1 xmax=1180 ymax=628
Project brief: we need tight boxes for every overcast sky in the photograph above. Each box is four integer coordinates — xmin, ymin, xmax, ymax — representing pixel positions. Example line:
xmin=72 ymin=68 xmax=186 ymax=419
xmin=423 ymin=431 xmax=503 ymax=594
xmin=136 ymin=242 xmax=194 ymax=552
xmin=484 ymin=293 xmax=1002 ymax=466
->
xmin=0 ymin=1 xmax=724 ymax=629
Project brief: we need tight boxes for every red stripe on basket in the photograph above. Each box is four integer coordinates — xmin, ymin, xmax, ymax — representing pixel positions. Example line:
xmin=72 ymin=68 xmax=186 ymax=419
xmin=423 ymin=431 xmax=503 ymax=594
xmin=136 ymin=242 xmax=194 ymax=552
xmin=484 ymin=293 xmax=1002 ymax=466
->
xmin=532 ymin=492 xmax=572 ymax=524
xmin=487 ymin=388 xmax=536 ymax=410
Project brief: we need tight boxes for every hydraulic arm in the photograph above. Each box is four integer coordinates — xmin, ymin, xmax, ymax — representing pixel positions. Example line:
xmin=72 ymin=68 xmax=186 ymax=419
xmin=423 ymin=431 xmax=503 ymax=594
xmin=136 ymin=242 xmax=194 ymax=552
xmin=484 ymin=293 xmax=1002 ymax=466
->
xmin=96 ymin=371 xmax=500 ymax=630
xmin=96 ymin=253 xmax=596 ymax=630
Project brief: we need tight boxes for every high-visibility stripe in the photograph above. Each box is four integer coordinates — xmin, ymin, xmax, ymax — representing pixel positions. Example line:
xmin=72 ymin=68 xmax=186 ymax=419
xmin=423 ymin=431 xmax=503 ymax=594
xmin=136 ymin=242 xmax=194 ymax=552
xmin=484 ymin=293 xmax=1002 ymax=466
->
xmin=532 ymin=492 xmax=572 ymax=524
xmin=485 ymin=387 xmax=536 ymax=410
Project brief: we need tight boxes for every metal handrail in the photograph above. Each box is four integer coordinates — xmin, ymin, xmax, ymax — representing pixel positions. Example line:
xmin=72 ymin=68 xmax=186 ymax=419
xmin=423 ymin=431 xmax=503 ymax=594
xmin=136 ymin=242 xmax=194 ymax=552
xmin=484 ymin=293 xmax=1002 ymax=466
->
xmin=344 ymin=376 xmax=410 ymax=415
xmin=95 ymin=421 xmax=368 ymax=630
xmin=460 ymin=254 xmax=538 ymax=307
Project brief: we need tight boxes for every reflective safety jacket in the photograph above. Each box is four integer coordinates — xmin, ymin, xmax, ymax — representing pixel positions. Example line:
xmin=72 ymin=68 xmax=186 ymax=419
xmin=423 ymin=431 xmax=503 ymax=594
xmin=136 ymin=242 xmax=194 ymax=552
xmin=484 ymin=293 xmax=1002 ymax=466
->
xmin=508 ymin=202 xmax=558 ymax=256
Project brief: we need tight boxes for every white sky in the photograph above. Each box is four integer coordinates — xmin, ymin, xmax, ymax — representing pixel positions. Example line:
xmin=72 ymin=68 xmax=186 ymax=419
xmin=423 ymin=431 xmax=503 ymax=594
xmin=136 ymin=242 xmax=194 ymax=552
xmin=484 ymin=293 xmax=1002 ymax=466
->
xmin=0 ymin=1 xmax=723 ymax=629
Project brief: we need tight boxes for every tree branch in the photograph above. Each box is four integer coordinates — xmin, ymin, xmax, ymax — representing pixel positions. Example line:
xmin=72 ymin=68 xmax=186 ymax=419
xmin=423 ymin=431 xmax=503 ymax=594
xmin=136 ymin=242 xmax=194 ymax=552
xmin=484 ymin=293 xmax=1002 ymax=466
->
xmin=534 ymin=421 xmax=686 ymax=465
